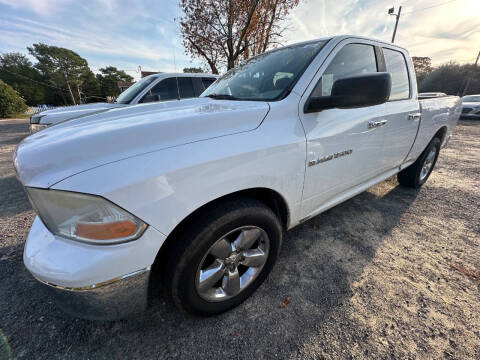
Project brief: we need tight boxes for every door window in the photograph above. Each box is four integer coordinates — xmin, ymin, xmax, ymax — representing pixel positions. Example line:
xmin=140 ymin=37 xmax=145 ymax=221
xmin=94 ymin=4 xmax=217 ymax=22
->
xmin=383 ymin=48 xmax=410 ymax=100
xmin=141 ymin=77 xmax=178 ymax=103
xmin=312 ymin=43 xmax=378 ymax=97
xmin=202 ymin=77 xmax=216 ymax=89
xmin=178 ymin=77 xmax=196 ymax=99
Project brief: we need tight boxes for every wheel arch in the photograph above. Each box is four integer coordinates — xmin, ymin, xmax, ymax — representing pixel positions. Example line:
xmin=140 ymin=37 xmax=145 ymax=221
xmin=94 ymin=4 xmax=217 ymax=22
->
xmin=433 ymin=125 xmax=448 ymax=144
xmin=148 ymin=187 xmax=290 ymax=292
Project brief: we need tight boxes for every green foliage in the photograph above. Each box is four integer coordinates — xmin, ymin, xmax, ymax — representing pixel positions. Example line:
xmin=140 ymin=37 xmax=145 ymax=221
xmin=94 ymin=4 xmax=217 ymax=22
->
xmin=412 ymin=56 xmax=433 ymax=87
xmin=96 ymin=66 xmax=133 ymax=98
xmin=183 ymin=67 xmax=204 ymax=73
xmin=0 ymin=80 xmax=27 ymax=118
xmin=0 ymin=53 xmax=46 ymax=105
xmin=81 ymin=70 xmax=103 ymax=103
xmin=419 ymin=62 xmax=480 ymax=95
xmin=28 ymin=43 xmax=93 ymax=105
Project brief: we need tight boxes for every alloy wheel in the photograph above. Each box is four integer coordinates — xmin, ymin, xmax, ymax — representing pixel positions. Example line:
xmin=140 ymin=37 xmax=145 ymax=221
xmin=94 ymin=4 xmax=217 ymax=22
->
xmin=420 ymin=147 xmax=437 ymax=181
xmin=195 ymin=226 xmax=270 ymax=302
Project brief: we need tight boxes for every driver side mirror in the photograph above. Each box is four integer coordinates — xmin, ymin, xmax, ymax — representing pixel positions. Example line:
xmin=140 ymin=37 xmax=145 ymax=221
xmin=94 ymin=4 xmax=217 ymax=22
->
xmin=304 ymin=72 xmax=391 ymax=113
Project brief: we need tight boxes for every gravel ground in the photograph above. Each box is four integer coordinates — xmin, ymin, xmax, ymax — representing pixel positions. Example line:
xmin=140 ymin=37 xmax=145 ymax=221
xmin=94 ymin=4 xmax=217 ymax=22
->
xmin=0 ymin=118 xmax=479 ymax=360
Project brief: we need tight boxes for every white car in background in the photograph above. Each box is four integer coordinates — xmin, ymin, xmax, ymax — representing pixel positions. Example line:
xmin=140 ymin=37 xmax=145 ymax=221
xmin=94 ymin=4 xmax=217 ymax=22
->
xmin=15 ymin=35 xmax=461 ymax=320
xmin=29 ymin=73 xmax=219 ymax=132
xmin=460 ymin=94 xmax=480 ymax=120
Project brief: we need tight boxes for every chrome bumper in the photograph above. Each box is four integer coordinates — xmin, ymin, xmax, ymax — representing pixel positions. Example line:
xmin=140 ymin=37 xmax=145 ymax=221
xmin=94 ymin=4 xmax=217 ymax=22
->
xmin=33 ymin=267 xmax=150 ymax=321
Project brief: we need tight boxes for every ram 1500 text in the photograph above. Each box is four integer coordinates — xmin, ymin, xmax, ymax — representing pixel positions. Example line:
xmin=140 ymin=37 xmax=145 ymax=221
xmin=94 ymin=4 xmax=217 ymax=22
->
xmin=14 ymin=35 xmax=461 ymax=320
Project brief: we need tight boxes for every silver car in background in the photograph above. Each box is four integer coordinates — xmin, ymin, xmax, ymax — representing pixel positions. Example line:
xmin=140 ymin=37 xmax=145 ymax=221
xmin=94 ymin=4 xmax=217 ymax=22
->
xmin=460 ymin=94 xmax=480 ymax=120
xmin=30 ymin=73 xmax=219 ymax=132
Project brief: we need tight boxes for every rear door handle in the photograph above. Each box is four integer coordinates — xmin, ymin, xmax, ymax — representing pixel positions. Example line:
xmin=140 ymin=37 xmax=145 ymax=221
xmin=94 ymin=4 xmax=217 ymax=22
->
xmin=408 ymin=113 xmax=421 ymax=121
xmin=368 ymin=120 xmax=387 ymax=129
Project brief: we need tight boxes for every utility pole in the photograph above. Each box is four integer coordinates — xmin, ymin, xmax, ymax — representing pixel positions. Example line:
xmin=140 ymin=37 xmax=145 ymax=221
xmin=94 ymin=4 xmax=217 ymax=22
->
xmin=388 ymin=6 xmax=402 ymax=43
xmin=461 ymin=50 xmax=480 ymax=96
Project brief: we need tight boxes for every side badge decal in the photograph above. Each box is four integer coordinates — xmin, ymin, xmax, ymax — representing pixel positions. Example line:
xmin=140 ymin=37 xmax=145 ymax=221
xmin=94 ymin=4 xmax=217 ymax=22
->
xmin=308 ymin=149 xmax=353 ymax=167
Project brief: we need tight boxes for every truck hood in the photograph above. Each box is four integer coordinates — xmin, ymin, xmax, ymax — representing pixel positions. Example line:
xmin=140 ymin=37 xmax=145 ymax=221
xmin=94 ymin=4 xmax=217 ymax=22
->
xmin=14 ymin=97 xmax=270 ymax=188
xmin=37 ymin=103 xmax=125 ymax=125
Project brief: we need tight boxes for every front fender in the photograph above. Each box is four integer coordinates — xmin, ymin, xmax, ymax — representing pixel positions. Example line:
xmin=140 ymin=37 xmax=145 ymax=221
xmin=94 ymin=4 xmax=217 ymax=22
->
xmin=52 ymin=117 xmax=306 ymax=237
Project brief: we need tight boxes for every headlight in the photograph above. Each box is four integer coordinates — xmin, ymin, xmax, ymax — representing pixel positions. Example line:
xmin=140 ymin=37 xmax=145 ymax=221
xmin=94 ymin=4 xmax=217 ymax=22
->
xmin=30 ymin=124 xmax=48 ymax=133
xmin=26 ymin=188 xmax=147 ymax=244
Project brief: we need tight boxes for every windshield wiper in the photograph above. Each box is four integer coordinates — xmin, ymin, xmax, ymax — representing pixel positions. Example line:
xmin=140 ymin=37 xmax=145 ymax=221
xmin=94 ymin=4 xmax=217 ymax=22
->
xmin=205 ymin=93 xmax=240 ymax=100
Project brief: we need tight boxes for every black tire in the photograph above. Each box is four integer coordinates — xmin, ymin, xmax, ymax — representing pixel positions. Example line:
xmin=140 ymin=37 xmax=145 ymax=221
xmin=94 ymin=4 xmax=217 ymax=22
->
xmin=165 ymin=198 xmax=282 ymax=316
xmin=398 ymin=137 xmax=441 ymax=188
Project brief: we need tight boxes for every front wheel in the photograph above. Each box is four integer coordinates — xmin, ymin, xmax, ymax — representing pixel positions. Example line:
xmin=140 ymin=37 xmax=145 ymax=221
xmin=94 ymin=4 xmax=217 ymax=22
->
xmin=398 ymin=137 xmax=441 ymax=188
xmin=166 ymin=198 xmax=282 ymax=315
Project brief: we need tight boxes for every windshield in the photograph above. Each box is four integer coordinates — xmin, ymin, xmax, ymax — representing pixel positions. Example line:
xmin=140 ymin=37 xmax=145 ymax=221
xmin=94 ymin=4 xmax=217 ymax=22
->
xmin=201 ymin=40 xmax=329 ymax=101
xmin=115 ymin=76 xmax=157 ymax=104
xmin=462 ymin=95 xmax=480 ymax=102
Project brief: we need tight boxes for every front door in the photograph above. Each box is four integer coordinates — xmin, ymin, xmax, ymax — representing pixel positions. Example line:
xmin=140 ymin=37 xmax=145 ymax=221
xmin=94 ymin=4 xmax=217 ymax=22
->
xmin=298 ymin=41 xmax=388 ymax=218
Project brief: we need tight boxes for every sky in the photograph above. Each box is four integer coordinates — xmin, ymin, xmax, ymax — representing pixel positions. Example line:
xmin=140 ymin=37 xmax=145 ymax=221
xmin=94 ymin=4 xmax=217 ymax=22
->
xmin=0 ymin=0 xmax=479 ymax=80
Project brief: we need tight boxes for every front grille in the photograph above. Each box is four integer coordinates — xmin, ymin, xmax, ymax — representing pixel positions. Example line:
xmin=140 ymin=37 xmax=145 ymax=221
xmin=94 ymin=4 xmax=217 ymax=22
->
xmin=462 ymin=107 xmax=472 ymax=114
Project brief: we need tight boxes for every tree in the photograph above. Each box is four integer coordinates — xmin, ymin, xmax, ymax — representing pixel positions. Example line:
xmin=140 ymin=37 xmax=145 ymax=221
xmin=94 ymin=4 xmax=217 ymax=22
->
xmin=183 ymin=67 xmax=204 ymax=73
xmin=419 ymin=62 xmax=480 ymax=95
xmin=0 ymin=52 xmax=46 ymax=105
xmin=0 ymin=80 xmax=27 ymax=118
xmin=96 ymin=66 xmax=134 ymax=98
xmin=412 ymin=56 xmax=433 ymax=88
xmin=80 ymin=69 xmax=102 ymax=103
xmin=179 ymin=0 xmax=300 ymax=74
xmin=28 ymin=43 xmax=92 ymax=105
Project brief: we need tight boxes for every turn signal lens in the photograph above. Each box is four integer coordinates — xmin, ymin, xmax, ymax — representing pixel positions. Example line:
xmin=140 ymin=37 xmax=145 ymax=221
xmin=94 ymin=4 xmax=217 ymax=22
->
xmin=25 ymin=188 xmax=147 ymax=244
xmin=76 ymin=220 xmax=138 ymax=240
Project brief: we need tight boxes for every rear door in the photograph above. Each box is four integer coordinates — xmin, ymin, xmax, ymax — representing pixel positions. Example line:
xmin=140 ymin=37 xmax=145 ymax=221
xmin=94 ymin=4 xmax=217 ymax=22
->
xmin=299 ymin=40 xmax=388 ymax=217
xmin=192 ymin=77 xmax=205 ymax=96
xmin=381 ymin=47 xmax=420 ymax=169
xmin=177 ymin=77 xmax=196 ymax=99
xmin=202 ymin=77 xmax=217 ymax=90
xmin=192 ymin=77 xmax=218 ymax=96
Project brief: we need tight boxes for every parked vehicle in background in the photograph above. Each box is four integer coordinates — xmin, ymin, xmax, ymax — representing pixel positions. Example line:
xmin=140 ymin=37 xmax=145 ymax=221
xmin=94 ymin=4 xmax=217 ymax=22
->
xmin=418 ymin=92 xmax=447 ymax=99
xmin=460 ymin=94 xmax=480 ymax=120
xmin=29 ymin=73 xmax=219 ymax=132
xmin=14 ymin=35 xmax=461 ymax=320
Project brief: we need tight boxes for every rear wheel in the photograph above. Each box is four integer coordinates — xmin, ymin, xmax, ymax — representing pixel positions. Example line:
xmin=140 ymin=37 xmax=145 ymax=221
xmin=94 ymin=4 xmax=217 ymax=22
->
xmin=166 ymin=198 xmax=282 ymax=315
xmin=398 ymin=137 xmax=441 ymax=188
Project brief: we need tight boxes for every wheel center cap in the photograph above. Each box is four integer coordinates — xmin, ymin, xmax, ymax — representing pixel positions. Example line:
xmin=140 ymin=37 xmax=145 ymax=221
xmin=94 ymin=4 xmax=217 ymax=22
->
xmin=225 ymin=252 xmax=242 ymax=269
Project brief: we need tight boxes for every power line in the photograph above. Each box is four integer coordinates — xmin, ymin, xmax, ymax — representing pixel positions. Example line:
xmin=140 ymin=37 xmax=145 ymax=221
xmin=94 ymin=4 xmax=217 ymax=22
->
xmin=402 ymin=0 xmax=459 ymax=14
xmin=0 ymin=67 xmax=66 ymax=90
xmin=462 ymin=49 xmax=480 ymax=96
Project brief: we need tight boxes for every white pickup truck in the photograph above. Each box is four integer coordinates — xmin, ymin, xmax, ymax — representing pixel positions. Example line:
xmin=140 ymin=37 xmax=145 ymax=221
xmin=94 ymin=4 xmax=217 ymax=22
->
xmin=29 ymin=72 xmax=218 ymax=132
xmin=14 ymin=35 xmax=461 ymax=320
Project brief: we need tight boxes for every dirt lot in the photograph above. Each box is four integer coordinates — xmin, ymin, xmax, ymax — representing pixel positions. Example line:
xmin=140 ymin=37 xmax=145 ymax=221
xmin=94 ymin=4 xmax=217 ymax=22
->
xmin=0 ymin=118 xmax=479 ymax=360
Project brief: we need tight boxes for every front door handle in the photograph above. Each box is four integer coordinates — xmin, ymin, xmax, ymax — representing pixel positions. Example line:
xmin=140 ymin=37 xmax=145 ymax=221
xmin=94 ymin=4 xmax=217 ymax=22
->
xmin=368 ymin=120 xmax=387 ymax=129
xmin=408 ymin=113 xmax=421 ymax=121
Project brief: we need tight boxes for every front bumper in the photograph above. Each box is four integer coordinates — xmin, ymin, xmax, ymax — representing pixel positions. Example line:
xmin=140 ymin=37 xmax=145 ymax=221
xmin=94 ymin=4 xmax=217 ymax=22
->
xmin=34 ymin=267 xmax=150 ymax=320
xmin=24 ymin=216 xmax=166 ymax=320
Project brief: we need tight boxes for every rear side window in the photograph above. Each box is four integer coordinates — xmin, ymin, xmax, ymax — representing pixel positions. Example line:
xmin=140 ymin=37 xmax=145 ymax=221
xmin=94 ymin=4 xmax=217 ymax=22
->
xmin=383 ymin=48 xmax=410 ymax=100
xmin=202 ymin=77 xmax=216 ymax=89
xmin=312 ymin=43 xmax=378 ymax=97
xmin=178 ymin=77 xmax=196 ymax=99
xmin=141 ymin=77 xmax=178 ymax=103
